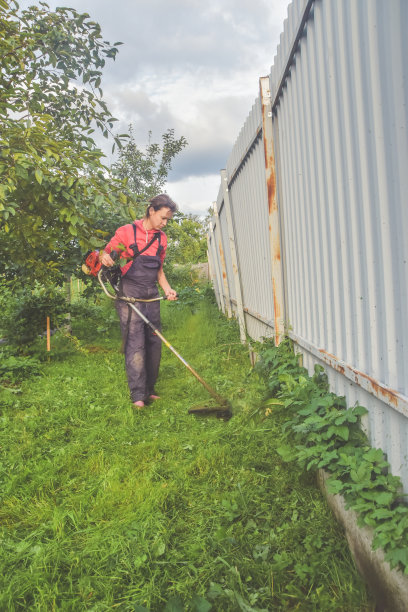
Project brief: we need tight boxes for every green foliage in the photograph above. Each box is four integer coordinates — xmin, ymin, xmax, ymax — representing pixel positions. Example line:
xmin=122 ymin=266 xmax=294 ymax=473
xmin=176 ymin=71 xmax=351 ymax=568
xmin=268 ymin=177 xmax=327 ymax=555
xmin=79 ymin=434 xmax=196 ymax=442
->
xmin=256 ymin=339 xmax=408 ymax=574
xmin=0 ymin=350 xmax=42 ymax=384
xmin=253 ymin=338 xmax=303 ymax=396
xmin=69 ymin=296 xmax=119 ymax=337
xmin=164 ymin=262 xmax=195 ymax=289
xmin=164 ymin=260 xmax=208 ymax=290
xmin=0 ymin=297 xmax=372 ymax=610
xmin=166 ymin=212 xmax=207 ymax=265
xmin=171 ymin=285 xmax=215 ymax=313
xmin=1 ymin=2 xmax=123 ymax=146
xmin=112 ymin=125 xmax=188 ymax=212
xmin=0 ymin=281 xmax=67 ymax=348
xmin=0 ymin=1 xmax=130 ymax=281
xmin=0 ymin=2 xmax=197 ymax=284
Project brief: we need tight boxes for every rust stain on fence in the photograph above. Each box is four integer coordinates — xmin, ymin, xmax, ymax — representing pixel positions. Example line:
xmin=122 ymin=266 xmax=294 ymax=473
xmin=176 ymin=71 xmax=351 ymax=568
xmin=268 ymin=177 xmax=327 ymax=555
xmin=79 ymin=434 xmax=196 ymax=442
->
xmin=219 ymin=243 xmax=227 ymax=279
xmin=361 ymin=374 xmax=399 ymax=409
xmin=319 ymin=349 xmax=400 ymax=410
xmin=261 ymin=75 xmax=284 ymax=346
xmin=262 ymin=100 xmax=277 ymax=215
xmin=266 ymin=158 xmax=277 ymax=215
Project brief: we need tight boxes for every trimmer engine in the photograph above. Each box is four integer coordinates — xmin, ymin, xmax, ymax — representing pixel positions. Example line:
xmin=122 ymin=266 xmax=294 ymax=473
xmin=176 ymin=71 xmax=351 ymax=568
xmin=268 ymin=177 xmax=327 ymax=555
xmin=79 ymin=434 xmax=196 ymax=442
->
xmin=82 ymin=250 xmax=102 ymax=277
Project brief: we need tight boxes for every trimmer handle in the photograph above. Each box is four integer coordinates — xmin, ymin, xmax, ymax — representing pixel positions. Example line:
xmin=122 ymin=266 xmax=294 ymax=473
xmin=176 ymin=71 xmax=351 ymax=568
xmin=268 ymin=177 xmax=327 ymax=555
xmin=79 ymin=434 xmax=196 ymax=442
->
xmin=103 ymin=250 xmax=178 ymax=301
xmin=98 ymin=249 xmax=121 ymax=298
xmin=99 ymin=249 xmax=119 ymax=270
xmin=106 ymin=249 xmax=119 ymax=265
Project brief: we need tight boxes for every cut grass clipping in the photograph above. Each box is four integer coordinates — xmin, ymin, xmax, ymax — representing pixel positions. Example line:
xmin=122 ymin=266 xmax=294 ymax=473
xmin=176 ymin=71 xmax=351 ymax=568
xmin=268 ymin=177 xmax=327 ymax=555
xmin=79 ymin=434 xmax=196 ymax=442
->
xmin=0 ymin=294 xmax=374 ymax=610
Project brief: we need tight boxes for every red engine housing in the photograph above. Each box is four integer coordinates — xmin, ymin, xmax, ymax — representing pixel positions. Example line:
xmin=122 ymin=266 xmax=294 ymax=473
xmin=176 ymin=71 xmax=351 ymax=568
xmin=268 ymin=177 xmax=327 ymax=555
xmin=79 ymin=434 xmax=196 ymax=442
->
xmin=82 ymin=250 xmax=102 ymax=277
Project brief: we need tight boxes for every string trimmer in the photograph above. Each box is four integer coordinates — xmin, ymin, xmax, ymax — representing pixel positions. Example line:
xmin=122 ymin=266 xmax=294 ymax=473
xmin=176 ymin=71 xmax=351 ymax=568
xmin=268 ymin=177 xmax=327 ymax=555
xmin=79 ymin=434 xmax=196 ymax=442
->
xmin=88 ymin=252 xmax=232 ymax=420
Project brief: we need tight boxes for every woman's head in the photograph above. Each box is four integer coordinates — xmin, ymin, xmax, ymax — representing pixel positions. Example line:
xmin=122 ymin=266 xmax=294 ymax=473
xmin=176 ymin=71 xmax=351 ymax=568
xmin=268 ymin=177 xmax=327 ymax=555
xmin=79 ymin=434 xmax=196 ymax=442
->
xmin=145 ymin=194 xmax=177 ymax=231
xmin=145 ymin=194 xmax=177 ymax=218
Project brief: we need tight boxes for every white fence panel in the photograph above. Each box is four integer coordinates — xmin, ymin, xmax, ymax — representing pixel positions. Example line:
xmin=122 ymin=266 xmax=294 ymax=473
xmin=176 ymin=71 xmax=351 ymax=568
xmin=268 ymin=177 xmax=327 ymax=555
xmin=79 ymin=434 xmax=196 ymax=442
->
xmin=208 ymin=0 xmax=408 ymax=491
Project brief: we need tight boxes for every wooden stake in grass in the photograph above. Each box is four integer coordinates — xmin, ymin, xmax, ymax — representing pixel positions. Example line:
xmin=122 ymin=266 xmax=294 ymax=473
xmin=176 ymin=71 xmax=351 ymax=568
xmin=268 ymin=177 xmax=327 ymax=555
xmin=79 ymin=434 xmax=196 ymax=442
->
xmin=46 ymin=316 xmax=51 ymax=352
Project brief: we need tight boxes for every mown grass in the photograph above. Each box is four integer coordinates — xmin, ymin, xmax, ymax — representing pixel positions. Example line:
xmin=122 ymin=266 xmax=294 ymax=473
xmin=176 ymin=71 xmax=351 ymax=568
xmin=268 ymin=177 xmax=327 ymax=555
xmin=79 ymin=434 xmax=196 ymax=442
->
xmin=0 ymin=294 xmax=374 ymax=611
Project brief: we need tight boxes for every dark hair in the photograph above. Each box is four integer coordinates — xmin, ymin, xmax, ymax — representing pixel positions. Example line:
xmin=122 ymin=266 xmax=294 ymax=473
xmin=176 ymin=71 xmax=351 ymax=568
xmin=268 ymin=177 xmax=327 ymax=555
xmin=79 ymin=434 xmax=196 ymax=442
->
xmin=145 ymin=193 xmax=178 ymax=218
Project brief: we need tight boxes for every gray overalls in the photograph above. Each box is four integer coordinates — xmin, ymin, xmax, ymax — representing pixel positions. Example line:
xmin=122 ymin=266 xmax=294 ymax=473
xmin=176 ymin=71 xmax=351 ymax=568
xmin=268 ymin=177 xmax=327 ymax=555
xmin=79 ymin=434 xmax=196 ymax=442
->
xmin=115 ymin=224 xmax=163 ymax=403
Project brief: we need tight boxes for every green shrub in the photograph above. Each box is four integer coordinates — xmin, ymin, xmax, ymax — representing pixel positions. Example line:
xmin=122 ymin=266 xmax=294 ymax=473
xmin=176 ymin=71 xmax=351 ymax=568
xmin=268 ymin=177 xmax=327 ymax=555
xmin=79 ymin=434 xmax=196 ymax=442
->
xmin=171 ymin=284 xmax=215 ymax=313
xmin=164 ymin=262 xmax=199 ymax=289
xmin=1 ymin=283 xmax=68 ymax=349
xmin=70 ymin=297 xmax=118 ymax=337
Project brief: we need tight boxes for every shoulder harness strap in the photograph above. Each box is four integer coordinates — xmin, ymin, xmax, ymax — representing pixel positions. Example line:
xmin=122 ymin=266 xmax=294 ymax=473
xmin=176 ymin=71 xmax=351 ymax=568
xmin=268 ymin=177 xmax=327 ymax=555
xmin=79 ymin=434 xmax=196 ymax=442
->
xmin=129 ymin=223 xmax=162 ymax=258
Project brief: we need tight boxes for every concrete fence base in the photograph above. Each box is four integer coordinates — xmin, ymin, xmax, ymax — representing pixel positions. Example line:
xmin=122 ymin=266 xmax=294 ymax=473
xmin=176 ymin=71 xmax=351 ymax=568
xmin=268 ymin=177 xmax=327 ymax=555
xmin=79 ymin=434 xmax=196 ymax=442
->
xmin=317 ymin=470 xmax=408 ymax=612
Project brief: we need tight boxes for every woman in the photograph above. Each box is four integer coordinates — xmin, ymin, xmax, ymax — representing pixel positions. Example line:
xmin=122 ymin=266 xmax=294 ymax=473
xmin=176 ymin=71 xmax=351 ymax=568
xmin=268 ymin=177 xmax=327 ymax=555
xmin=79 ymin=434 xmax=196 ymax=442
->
xmin=100 ymin=194 xmax=178 ymax=408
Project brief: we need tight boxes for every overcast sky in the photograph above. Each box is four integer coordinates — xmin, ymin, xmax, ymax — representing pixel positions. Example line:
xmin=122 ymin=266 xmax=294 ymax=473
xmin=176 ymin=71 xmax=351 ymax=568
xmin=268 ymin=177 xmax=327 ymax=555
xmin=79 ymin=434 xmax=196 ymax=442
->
xmin=22 ymin=0 xmax=290 ymax=216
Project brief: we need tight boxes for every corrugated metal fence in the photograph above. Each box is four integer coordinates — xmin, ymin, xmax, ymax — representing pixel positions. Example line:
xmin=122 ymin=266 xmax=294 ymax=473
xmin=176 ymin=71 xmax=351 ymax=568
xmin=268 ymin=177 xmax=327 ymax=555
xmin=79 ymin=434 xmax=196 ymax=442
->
xmin=208 ymin=0 xmax=408 ymax=491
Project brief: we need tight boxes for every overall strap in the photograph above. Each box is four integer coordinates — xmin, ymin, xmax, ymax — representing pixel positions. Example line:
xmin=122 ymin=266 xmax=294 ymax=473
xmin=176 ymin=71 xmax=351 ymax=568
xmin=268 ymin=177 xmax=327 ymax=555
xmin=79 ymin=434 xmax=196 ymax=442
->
xmin=129 ymin=223 xmax=161 ymax=257
xmin=156 ymin=232 xmax=163 ymax=256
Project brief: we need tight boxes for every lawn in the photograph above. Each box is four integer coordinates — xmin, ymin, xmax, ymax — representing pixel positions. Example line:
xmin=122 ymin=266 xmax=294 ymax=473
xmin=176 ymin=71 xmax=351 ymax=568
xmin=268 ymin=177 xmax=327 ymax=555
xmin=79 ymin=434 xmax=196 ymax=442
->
xmin=0 ymin=292 xmax=374 ymax=610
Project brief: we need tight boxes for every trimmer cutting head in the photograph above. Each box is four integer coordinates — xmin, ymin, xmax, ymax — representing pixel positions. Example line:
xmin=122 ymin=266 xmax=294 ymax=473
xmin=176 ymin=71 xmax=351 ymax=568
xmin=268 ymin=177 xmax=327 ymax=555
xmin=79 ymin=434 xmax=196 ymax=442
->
xmin=188 ymin=401 xmax=233 ymax=421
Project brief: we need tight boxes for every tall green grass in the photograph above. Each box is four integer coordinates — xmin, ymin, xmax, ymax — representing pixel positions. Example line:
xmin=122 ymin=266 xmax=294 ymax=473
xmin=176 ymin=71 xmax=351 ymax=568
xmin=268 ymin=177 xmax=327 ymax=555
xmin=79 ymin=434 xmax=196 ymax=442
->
xmin=0 ymin=296 xmax=374 ymax=610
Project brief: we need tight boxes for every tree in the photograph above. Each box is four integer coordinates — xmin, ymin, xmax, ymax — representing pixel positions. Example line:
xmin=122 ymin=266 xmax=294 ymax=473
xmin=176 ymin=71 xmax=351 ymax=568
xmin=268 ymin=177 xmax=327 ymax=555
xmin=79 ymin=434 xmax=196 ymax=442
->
xmin=110 ymin=127 xmax=207 ymax=267
xmin=165 ymin=212 xmax=207 ymax=265
xmin=0 ymin=1 xmax=129 ymax=282
xmin=112 ymin=126 xmax=187 ymax=218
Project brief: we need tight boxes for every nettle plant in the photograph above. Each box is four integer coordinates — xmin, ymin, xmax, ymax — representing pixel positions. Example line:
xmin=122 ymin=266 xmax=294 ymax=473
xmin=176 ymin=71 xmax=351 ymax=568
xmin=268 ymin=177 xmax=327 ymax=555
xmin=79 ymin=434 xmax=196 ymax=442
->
xmin=256 ymin=339 xmax=408 ymax=574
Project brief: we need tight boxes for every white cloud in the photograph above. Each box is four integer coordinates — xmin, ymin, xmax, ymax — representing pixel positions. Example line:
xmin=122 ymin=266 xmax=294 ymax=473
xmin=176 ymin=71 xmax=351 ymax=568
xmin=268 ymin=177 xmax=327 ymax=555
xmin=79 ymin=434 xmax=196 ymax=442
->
xmin=166 ymin=174 xmax=221 ymax=217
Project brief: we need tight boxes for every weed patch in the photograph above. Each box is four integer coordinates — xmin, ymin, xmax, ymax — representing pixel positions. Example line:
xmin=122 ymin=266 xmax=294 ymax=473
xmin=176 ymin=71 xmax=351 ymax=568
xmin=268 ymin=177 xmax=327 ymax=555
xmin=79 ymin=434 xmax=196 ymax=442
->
xmin=256 ymin=339 xmax=408 ymax=576
xmin=0 ymin=351 xmax=42 ymax=385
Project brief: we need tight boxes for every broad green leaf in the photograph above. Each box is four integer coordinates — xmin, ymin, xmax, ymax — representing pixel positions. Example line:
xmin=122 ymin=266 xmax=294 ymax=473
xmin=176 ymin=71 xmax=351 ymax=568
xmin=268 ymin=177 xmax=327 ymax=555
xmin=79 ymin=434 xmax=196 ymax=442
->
xmin=385 ymin=547 xmax=408 ymax=569
xmin=234 ymin=591 xmax=265 ymax=612
xmin=364 ymin=448 xmax=385 ymax=463
xmin=35 ymin=169 xmax=43 ymax=184
xmin=352 ymin=404 xmax=368 ymax=417
xmin=326 ymin=479 xmax=344 ymax=495
xmin=329 ymin=425 xmax=349 ymax=441
xmin=374 ymin=491 xmax=394 ymax=506
xmin=128 ymin=206 xmax=137 ymax=219
xmin=89 ymin=236 xmax=104 ymax=247
xmin=164 ymin=596 xmax=184 ymax=612
xmin=276 ymin=445 xmax=295 ymax=462
xmin=191 ymin=595 xmax=212 ymax=612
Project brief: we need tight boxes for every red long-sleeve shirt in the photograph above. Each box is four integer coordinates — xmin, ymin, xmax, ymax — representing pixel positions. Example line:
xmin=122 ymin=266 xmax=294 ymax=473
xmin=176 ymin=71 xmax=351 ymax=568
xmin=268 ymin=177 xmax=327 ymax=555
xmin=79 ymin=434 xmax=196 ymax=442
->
xmin=104 ymin=219 xmax=167 ymax=276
